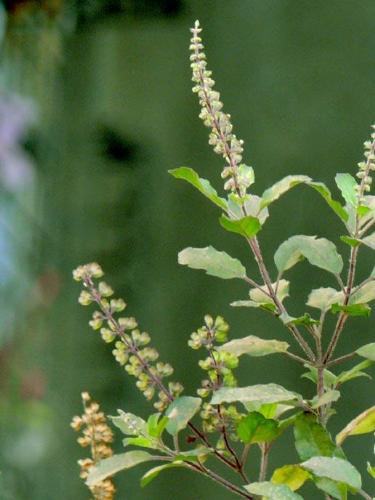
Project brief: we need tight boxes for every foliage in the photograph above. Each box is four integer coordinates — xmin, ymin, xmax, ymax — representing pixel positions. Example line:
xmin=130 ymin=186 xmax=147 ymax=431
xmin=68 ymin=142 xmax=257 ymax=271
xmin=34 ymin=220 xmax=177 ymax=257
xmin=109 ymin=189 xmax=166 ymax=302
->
xmin=72 ymin=20 xmax=375 ymax=500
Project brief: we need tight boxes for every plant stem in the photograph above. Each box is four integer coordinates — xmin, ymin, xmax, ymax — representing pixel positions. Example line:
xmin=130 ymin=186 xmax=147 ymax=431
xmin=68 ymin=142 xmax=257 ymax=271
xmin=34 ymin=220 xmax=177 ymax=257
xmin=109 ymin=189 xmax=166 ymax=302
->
xmin=326 ymin=351 xmax=357 ymax=367
xmin=258 ymin=443 xmax=271 ymax=481
xmin=358 ymin=489 xmax=372 ymax=500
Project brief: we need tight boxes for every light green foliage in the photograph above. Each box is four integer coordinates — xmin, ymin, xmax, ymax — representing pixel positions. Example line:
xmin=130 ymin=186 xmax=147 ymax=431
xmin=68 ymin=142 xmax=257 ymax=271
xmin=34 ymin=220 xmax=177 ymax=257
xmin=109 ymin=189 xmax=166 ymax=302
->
xmin=336 ymin=406 xmax=375 ymax=445
xmin=218 ymin=335 xmax=289 ymax=357
xmin=178 ymin=246 xmax=246 ymax=280
xmin=271 ymin=464 xmax=311 ymax=491
xmin=86 ymin=451 xmax=155 ymax=486
xmin=274 ymin=235 xmax=343 ymax=275
xmin=211 ymin=384 xmax=301 ymax=406
xmin=335 ymin=173 xmax=358 ymax=207
xmin=219 ymin=214 xmax=261 ymax=238
xmin=245 ymin=481 xmax=303 ymax=499
xmin=301 ymin=456 xmax=361 ymax=491
xmin=261 ymin=175 xmax=312 ymax=208
xmin=356 ymin=343 xmax=375 ymax=361
xmin=165 ymin=396 xmax=202 ymax=435
xmin=169 ymin=167 xmax=227 ymax=209
xmin=236 ymin=411 xmax=279 ymax=444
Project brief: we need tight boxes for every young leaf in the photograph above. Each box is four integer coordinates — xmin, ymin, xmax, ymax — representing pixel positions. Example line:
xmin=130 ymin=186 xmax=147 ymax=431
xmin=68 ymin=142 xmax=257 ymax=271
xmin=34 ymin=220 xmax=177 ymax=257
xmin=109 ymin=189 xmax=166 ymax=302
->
xmin=336 ymin=406 xmax=375 ymax=445
xmin=335 ymin=173 xmax=358 ymax=207
xmin=141 ymin=463 xmax=183 ymax=488
xmin=310 ymin=390 xmax=340 ymax=409
xmin=178 ymin=246 xmax=246 ymax=280
xmin=211 ymin=384 xmax=301 ymax=406
xmin=293 ymin=413 xmax=342 ymax=461
xmin=367 ymin=463 xmax=375 ymax=479
xmin=274 ymin=235 xmax=343 ymax=275
xmin=301 ymin=456 xmax=362 ymax=491
xmin=218 ymin=335 xmax=289 ymax=357
xmin=356 ymin=343 xmax=375 ymax=361
xmin=165 ymin=396 xmax=201 ymax=436
xmin=271 ymin=464 xmax=311 ymax=491
xmin=110 ymin=410 xmax=147 ymax=436
xmin=168 ymin=167 xmax=227 ymax=210
xmin=219 ymin=214 xmax=261 ymax=238
xmin=245 ymin=481 xmax=303 ymax=499
xmin=122 ymin=436 xmax=159 ymax=449
xmin=261 ymin=175 xmax=312 ymax=209
xmin=147 ymin=413 xmax=169 ymax=438
xmin=301 ymin=366 xmax=337 ymax=389
xmin=306 ymin=287 xmax=343 ymax=311
xmin=330 ymin=303 xmax=371 ymax=317
xmin=230 ymin=299 xmax=276 ymax=312
xmin=340 ymin=235 xmax=361 ymax=247
xmin=236 ymin=411 xmax=279 ymax=444
xmin=86 ymin=450 xmax=155 ymax=486
xmin=336 ymin=360 xmax=373 ymax=385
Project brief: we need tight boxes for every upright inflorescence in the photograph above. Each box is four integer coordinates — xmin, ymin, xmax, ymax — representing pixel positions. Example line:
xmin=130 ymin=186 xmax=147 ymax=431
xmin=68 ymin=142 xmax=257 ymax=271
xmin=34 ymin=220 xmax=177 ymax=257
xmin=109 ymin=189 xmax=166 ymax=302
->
xmin=71 ymin=392 xmax=115 ymax=500
xmin=189 ymin=315 xmax=242 ymax=438
xmin=356 ymin=125 xmax=375 ymax=203
xmin=73 ymin=263 xmax=183 ymax=412
xmin=190 ymin=20 xmax=254 ymax=201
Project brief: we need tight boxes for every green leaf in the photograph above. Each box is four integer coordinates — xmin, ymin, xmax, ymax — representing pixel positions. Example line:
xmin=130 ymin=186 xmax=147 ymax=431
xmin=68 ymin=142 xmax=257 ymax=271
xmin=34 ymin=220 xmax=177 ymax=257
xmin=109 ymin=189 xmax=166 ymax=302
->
xmin=280 ymin=312 xmax=319 ymax=327
xmin=301 ymin=456 xmax=361 ymax=491
xmin=141 ymin=463 xmax=183 ymax=487
xmin=86 ymin=450 xmax=155 ymax=486
xmin=110 ymin=410 xmax=147 ymax=436
xmin=261 ymin=175 xmax=312 ymax=209
xmin=331 ymin=303 xmax=371 ymax=317
xmin=271 ymin=464 xmax=311 ymax=491
xmin=336 ymin=360 xmax=373 ymax=385
xmin=340 ymin=235 xmax=361 ymax=247
xmin=147 ymin=413 xmax=169 ymax=438
xmin=178 ymin=246 xmax=246 ymax=280
xmin=367 ymin=463 xmax=375 ymax=479
xmin=362 ymin=232 xmax=375 ymax=250
xmin=306 ymin=287 xmax=343 ymax=311
xmin=307 ymin=181 xmax=348 ymax=222
xmin=169 ymin=167 xmax=227 ymax=209
xmin=122 ymin=436 xmax=159 ymax=449
xmin=315 ymin=478 xmax=348 ymax=500
xmin=165 ymin=396 xmax=201 ymax=436
xmin=173 ymin=447 xmax=212 ymax=461
xmin=219 ymin=214 xmax=261 ymax=238
xmin=211 ymin=384 xmax=301 ymax=406
xmin=274 ymin=235 xmax=343 ymax=275
xmin=293 ymin=413 xmax=342 ymax=461
xmin=301 ymin=366 xmax=337 ymax=389
xmin=356 ymin=343 xmax=375 ymax=361
xmin=350 ymin=282 xmax=375 ymax=305
xmin=236 ymin=412 xmax=279 ymax=444
xmin=245 ymin=481 xmax=303 ymax=499
xmin=335 ymin=173 xmax=358 ymax=207
xmin=336 ymin=406 xmax=375 ymax=445
xmin=218 ymin=335 xmax=289 ymax=357
xmin=310 ymin=390 xmax=340 ymax=409
xmin=230 ymin=299 xmax=276 ymax=312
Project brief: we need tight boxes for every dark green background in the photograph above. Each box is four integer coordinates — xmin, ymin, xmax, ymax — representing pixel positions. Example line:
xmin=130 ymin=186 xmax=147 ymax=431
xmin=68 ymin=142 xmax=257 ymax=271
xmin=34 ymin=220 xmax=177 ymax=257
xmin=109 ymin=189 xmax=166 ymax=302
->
xmin=1 ymin=1 xmax=374 ymax=498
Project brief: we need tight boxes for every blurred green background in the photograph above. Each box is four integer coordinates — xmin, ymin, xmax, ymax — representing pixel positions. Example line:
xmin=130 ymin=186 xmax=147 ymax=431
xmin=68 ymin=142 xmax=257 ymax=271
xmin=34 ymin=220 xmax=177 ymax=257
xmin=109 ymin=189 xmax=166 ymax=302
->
xmin=0 ymin=1 xmax=374 ymax=498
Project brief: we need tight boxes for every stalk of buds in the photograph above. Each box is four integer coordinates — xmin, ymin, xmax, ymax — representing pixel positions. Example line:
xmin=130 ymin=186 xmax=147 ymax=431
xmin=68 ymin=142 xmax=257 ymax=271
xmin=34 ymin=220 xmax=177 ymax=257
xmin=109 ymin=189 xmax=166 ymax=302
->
xmin=190 ymin=20 xmax=254 ymax=202
xmin=356 ymin=124 xmax=375 ymax=203
xmin=70 ymin=392 xmax=115 ymax=500
xmin=73 ymin=263 xmax=183 ymax=412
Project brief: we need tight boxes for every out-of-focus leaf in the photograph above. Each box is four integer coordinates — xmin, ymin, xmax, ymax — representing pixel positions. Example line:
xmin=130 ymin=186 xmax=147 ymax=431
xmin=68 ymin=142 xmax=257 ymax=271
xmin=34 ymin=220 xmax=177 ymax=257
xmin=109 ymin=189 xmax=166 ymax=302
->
xmin=310 ymin=390 xmax=340 ymax=409
xmin=356 ymin=343 xmax=375 ymax=361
